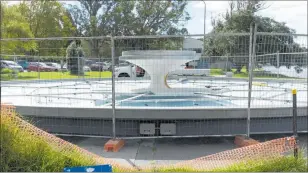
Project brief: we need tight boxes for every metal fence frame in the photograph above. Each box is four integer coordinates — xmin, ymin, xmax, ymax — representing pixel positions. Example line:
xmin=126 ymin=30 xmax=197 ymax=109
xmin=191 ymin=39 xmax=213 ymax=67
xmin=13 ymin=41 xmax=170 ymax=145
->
xmin=1 ymin=23 xmax=307 ymax=139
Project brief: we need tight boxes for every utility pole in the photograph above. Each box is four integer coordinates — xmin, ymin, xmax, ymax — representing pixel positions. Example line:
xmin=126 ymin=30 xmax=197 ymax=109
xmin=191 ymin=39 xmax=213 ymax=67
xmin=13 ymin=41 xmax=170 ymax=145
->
xmin=203 ymin=1 xmax=206 ymax=54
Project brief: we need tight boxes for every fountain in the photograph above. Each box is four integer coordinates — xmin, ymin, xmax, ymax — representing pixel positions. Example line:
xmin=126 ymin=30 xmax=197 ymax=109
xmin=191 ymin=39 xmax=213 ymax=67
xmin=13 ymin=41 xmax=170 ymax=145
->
xmin=120 ymin=50 xmax=202 ymax=95
xmin=1 ymin=50 xmax=307 ymax=137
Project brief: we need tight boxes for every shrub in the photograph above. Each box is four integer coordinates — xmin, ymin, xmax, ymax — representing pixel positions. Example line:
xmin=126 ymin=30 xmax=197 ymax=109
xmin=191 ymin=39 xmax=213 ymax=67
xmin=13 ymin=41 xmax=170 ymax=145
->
xmin=0 ymin=111 xmax=95 ymax=172
xmin=1 ymin=68 xmax=13 ymax=74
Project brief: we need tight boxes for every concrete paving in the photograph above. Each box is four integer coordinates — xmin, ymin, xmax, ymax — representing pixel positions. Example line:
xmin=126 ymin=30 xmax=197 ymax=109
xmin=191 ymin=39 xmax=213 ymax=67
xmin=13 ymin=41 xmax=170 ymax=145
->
xmin=61 ymin=133 xmax=307 ymax=168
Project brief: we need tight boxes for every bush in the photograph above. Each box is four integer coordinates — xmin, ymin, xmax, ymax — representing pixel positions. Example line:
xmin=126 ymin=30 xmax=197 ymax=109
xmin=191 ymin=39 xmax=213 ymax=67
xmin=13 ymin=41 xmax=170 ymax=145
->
xmin=1 ymin=68 xmax=13 ymax=74
xmin=0 ymin=111 xmax=95 ymax=172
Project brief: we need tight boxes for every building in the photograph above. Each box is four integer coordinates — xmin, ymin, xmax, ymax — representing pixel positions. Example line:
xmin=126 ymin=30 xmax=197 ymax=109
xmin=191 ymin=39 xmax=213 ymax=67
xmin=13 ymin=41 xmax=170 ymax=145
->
xmin=182 ymin=38 xmax=204 ymax=54
xmin=182 ymin=38 xmax=204 ymax=67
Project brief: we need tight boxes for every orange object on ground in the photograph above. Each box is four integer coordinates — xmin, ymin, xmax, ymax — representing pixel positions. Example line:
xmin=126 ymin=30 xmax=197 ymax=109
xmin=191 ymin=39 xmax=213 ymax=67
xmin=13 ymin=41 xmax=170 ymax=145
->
xmin=234 ymin=135 xmax=260 ymax=147
xmin=104 ymin=139 xmax=125 ymax=152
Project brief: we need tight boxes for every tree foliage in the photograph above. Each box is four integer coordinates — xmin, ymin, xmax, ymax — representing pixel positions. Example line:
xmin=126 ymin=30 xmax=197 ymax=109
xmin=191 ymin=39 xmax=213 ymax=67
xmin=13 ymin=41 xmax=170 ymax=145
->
xmin=17 ymin=0 xmax=76 ymax=56
xmin=1 ymin=2 xmax=37 ymax=55
xmin=66 ymin=40 xmax=85 ymax=75
xmin=205 ymin=0 xmax=307 ymax=71
xmin=66 ymin=0 xmax=190 ymax=58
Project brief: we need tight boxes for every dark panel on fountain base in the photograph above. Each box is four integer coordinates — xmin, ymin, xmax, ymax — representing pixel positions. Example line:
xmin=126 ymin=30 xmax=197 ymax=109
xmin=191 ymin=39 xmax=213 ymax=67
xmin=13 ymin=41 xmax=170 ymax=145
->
xmin=22 ymin=115 xmax=307 ymax=137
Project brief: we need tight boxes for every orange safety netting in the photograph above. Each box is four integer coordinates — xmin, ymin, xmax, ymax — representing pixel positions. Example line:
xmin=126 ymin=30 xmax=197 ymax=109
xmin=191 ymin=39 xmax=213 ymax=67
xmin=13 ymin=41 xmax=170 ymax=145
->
xmin=1 ymin=103 xmax=297 ymax=172
xmin=149 ymin=136 xmax=296 ymax=171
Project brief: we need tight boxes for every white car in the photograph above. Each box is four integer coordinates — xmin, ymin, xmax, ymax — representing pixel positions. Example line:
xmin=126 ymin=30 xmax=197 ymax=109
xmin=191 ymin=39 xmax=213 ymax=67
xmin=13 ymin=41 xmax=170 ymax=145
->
xmin=1 ymin=60 xmax=24 ymax=72
xmin=62 ymin=63 xmax=91 ymax=72
xmin=83 ymin=66 xmax=91 ymax=72
xmin=45 ymin=62 xmax=62 ymax=72
xmin=114 ymin=64 xmax=136 ymax=77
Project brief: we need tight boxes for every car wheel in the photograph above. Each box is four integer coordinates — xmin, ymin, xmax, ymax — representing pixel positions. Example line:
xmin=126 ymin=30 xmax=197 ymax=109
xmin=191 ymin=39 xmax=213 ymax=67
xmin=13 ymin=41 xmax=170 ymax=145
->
xmin=118 ymin=73 xmax=130 ymax=77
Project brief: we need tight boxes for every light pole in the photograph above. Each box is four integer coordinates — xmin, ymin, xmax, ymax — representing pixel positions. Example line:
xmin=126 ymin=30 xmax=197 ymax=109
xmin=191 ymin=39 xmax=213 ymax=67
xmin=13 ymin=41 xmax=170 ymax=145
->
xmin=203 ymin=1 xmax=206 ymax=54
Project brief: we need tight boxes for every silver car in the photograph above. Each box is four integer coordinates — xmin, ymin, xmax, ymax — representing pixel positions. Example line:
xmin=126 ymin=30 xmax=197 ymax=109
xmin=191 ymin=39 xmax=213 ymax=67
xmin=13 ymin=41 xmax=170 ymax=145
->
xmin=1 ymin=60 xmax=24 ymax=72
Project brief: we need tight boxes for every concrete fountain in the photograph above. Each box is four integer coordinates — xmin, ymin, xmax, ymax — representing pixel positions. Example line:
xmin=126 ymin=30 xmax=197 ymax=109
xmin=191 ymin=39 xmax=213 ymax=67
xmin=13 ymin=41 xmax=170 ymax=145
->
xmin=119 ymin=50 xmax=223 ymax=95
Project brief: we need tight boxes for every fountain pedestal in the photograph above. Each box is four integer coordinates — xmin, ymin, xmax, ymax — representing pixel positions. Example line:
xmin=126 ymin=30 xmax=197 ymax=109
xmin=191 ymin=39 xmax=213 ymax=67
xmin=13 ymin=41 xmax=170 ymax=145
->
xmin=120 ymin=50 xmax=199 ymax=94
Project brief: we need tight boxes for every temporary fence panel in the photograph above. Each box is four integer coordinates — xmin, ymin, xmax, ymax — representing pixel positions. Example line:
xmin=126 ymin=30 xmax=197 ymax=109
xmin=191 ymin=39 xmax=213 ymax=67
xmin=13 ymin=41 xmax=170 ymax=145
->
xmin=1 ymin=37 xmax=114 ymax=137
xmin=1 ymin=31 xmax=307 ymax=138
xmin=112 ymin=33 xmax=252 ymax=138
xmin=250 ymin=31 xmax=308 ymax=135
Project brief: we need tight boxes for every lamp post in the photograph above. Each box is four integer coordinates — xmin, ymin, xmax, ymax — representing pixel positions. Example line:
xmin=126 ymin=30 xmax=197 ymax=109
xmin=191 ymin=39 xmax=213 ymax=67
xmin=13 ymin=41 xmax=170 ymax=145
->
xmin=203 ymin=1 xmax=206 ymax=54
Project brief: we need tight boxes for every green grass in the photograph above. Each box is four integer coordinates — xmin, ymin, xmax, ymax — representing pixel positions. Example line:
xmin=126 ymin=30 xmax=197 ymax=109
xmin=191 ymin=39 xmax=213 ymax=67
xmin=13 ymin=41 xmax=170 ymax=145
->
xmin=0 ymin=112 xmax=96 ymax=172
xmin=210 ymin=68 xmax=297 ymax=79
xmin=1 ymin=71 xmax=112 ymax=81
xmin=213 ymin=154 xmax=308 ymax=172
xmin=1 ymin=68 xmax=300 ymax=81
xmin=1 ymin=109 xmax=307 ymax=172
xmin=155 ymin=154 xmax=308 ymax=172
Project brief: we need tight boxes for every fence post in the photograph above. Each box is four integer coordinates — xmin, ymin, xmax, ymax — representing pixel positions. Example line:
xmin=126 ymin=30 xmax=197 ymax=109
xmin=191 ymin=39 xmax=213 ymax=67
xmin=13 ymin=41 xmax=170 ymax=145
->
xmin=292 ymin=88 xmax=298 ymax=159
xmin=77 ymin=57 xmax=80 ymax=79
xmin=111 ymin=37 xmax=116 ymax=139
xmin=247 ymin=23 xmax=257 ymax=138
xmin=276 ymin=51 xmax=279 ymax=78
xmin=99 ymin=40 xmax=102 ymax=80
xmin=38 ymin=56 xmax=40 ymax=80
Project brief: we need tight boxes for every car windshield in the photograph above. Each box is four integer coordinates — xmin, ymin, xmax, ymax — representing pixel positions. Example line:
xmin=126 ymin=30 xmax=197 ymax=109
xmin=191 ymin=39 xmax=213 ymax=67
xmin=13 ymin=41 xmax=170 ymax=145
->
xmin=39 ymin=63 xmax=48 ymax=67
xmin=6 ymin=61 xmax=18 ymax=66
xmin=48 ymin=63 xmax=59 ymax=67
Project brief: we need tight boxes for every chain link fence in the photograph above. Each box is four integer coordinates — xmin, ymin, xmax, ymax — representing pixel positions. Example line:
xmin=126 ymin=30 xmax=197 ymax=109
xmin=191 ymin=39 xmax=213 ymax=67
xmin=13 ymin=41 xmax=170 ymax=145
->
xmin=1 ymin=24 xmax=307 ymax=138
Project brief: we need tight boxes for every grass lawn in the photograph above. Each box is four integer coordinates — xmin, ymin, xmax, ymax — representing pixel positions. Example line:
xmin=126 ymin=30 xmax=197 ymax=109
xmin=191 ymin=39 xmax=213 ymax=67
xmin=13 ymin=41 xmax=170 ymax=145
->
xmin=1 ymin=71 xmax=112 ymax=81
xmin=0 ymin=68 xmax=300 ymax=81
xmin=210 ymin=68 xmax=296 ymax=79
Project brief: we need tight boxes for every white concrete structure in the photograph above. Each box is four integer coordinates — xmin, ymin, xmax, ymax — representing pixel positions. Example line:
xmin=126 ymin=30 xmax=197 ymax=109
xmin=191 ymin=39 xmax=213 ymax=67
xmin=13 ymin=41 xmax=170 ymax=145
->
xmin=119 ymin=50 xmax=200 ymax=94
xmin=183 ymin=38 xmax=203 ymax=54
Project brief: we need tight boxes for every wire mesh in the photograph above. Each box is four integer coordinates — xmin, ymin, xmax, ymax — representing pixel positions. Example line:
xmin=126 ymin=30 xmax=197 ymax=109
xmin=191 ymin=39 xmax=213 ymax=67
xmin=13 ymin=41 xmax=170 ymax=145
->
xmin=250 ymin=32 xmax=308 ymax=134
xmin=1 ymin=38 xmax=114 ymax=137
xmin=1 ymin=104 xmax=298 ymax=171
xmin=112 ymin=33 xmax=256 ymax=138
xmin=1 ymin=31 xmax=307 ymax=138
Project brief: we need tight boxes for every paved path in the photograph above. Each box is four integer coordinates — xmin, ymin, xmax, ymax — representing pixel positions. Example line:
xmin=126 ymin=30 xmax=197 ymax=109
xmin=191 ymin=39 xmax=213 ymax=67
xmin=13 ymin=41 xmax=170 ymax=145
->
xmin=62 ymin=134 xmax=307 ymax=168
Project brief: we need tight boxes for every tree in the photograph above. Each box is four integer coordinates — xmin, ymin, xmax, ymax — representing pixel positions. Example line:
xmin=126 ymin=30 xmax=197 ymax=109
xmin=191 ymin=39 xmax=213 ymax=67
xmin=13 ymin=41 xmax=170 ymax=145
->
xmin=205 ymin=0 xmax=306 ymax=73
xmin=66 ymin=40 xmax=85 ymax=75
xmin=18 ymin=0 xmax=76 ymax=56
xmin=66 ymin=0 xmax=191 ymax=58
xmin=1 ymin=2 xmax=37 ymax=55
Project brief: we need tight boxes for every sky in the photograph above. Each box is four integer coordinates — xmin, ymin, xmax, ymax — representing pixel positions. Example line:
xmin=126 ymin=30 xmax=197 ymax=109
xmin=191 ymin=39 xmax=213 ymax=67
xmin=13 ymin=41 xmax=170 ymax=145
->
xmin=186 ymin=1 xmax=307 ymax=35
xmin=6 ymin=0 xmax=308 ymax=35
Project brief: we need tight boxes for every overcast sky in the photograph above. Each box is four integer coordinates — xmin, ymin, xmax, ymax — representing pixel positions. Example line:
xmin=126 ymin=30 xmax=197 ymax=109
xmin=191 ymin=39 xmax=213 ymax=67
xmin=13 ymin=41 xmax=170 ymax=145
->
xmin=186 ymin=1 xmax=307 ymax=35
xmin=7 ymin=0 xmax=308 ymax=35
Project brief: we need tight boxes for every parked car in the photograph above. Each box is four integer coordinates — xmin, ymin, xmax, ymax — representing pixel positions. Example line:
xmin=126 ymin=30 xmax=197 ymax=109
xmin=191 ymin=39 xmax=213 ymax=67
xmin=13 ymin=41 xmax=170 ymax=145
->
xmin=1 ymin=60 xmax=24 ymax=72
xmin=90 ymin=62 xmax=109 ymax=71
xmin=45 ymin=62 xmax=63 ymax=72
xmin=85 ymin=60 xmax=95 ymax=66
xmin=114 ymin=62 xmax=146 ymax=78
xmin=63 ymin=63 xmax=91 ymax=72
xmin=28 ymin=62 xmax=57 ymax=72
xmin=83 ymin=66 xmax=91 ymax=72
xmin=17 ymin=60 xmax=29 ymax=70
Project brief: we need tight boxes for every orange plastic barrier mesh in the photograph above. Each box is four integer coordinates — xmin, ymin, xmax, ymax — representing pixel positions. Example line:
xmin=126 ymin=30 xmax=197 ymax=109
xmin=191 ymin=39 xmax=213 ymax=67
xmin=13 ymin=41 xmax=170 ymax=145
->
xmin=155 ymin=136 xmax=296 ymax=171
xmin=0 ymin=104 xmax=134 ymax=172
xmin=1 ymin=103 xmax=297 ymax=172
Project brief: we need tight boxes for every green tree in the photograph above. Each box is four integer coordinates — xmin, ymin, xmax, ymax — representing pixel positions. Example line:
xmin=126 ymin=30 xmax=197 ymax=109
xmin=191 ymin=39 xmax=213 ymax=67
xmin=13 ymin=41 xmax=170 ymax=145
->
xmin=18 ymin=0 xmax=76 ymax=56
xmin=205 ymin=0 xmax=306 ymax=72
xmin=66 ymin=40 xmax=85 ymax=75
xmin=1 ymin=2 xmax=37 ymax=55
xmin=66 ymin=0 xmax=190 ymax=58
